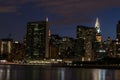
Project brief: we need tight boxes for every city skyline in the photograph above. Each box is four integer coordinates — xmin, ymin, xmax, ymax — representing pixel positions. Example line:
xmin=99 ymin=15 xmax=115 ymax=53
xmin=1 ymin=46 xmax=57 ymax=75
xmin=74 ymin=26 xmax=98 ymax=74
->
xmin=0 ymin=0 xmax=120 ymax=41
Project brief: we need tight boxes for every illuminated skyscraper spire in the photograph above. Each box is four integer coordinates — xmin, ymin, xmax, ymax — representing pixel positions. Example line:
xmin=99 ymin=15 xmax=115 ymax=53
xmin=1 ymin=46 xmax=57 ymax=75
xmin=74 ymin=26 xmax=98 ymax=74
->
xmin=95 ymin=17 xmax=100 ymax=34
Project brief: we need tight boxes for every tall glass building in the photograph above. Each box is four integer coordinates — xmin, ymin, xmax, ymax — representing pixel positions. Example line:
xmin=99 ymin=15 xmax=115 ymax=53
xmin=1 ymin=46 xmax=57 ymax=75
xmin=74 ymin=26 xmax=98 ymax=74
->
xmin=26 ymin=20 xmax=49 ymax=59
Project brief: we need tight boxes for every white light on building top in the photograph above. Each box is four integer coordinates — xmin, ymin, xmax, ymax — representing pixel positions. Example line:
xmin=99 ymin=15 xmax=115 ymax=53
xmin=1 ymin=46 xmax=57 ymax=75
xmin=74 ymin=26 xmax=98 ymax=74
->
xmin=95 ymin=17 xmax=101 ymax=34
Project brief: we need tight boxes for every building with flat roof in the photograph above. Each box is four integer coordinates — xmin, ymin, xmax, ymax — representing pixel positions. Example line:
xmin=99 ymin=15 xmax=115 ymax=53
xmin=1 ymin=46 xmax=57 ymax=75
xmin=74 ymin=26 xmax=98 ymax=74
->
xmin=76 ymin=25 xmax=96 ymax=61
xmin=0 ymin=38 xmax=13 ymax=59
xmin=117 ymin=21 xmax=120 ymax=40
xmin=26 ymin=19 xmax=49 ymax=59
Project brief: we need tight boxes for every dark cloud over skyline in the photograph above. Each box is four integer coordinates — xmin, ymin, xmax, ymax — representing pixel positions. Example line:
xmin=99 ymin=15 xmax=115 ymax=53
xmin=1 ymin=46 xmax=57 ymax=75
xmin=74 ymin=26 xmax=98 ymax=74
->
xmin=0 ymin=0 xmax=120 ymax=41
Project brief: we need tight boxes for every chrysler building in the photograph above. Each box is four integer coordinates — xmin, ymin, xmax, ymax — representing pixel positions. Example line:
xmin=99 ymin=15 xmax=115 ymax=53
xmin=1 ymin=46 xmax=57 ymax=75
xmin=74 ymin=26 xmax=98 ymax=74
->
xmin=95 ymin=17 xmax=101 ymax=34
xmin=95 ymin=17 xmax=102 ymax=42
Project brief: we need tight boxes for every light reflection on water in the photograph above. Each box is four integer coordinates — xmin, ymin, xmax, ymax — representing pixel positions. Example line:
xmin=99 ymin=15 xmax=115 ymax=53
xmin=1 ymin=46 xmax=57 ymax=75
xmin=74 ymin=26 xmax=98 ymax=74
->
xmin=0 ymin=65 xmax=119 ymax=80
xmin=93 ymin=69 xmax=106 ymax=80
xmin=57 ymin=68 xmax=65 ymax=80
xmin=0 ymin=65 xmax=10 ymax=80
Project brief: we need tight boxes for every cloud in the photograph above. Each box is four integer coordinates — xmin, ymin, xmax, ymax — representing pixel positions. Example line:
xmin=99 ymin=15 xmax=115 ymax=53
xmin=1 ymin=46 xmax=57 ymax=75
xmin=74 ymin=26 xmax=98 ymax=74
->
xmin=0 ymin=0 xmax=39 ymax=5
xmin=36 ymin=0 xmax=120 ymax=25
xmin=0 ymin=0 xmax=37 ymax=13
xmin=0 ymin=6 xmax=17 ymax=13
xmin=0 ymin=0 xmax=120 ymax=25
xmin=37 ymin=0 xmax=120 ymax=14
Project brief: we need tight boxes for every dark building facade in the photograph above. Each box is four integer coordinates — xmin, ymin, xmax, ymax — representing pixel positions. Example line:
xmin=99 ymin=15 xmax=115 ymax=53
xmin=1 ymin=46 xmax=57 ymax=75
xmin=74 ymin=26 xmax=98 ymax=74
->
xmin=76 ymin=25 xmax=96 ymax=61
xmin=0 ymin=38 xmax=13 ymax=59
xmin=116 ymin=21 xmax=120 ymax=56
xmin=11 ymin=41 xmax=26 ymax=61
xmin=117 ymin=21 xmax=120 ymax=40
xmin=59 ymin=37 xmax=75 ymax=59
xmin=26 ymin=20 xmax=49 ymax=59
xmin=49 ymin=35 xmax=75 ymax=59
xmin=49 ymin=34 xmax=60 ymax=59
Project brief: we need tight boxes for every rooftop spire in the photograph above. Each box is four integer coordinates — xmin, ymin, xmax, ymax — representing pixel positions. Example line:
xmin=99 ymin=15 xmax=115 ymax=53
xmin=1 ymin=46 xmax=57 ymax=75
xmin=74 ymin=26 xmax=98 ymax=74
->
xmin=95 ymin=17 xmax=100 ymax=33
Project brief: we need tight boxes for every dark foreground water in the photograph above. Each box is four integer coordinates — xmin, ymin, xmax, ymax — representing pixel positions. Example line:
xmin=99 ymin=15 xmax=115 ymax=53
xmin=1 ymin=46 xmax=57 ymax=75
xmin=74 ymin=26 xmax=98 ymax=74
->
xmin=0 ymin=64 xmax=119 ymax=80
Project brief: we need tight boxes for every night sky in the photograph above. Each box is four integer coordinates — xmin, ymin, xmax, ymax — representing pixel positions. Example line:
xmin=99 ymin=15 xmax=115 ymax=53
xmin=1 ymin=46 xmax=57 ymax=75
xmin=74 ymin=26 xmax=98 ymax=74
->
xmin=0 ymin=0 xmax=120 ymax=42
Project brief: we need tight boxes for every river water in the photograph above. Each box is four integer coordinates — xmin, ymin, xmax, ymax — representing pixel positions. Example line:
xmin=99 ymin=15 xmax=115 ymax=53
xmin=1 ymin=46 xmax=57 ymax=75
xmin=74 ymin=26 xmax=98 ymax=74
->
xmin=0 ymin=64 xmax=119 ymax=80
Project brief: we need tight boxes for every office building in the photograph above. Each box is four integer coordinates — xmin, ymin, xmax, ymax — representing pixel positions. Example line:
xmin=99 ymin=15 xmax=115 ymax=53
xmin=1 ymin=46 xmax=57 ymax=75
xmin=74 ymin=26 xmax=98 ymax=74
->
xmin=117 ymin=21 xmax=120 ymax=40
xmin=11 ymin=41 xmax=26 ymax=61
xmin=76 ymin=25 xmax=96 ymax=61
xmin=0 ymin=38 xmax=13 ymax=59
xmin=59 ymin=36 xmax=75 ymax=59
xmin=94 ymin=18 xmax=106 ymax=59
xmin=49 ymin=34 xmax=60 ymax=59
xmin=26 ymin=18 xmax=49 ymax=59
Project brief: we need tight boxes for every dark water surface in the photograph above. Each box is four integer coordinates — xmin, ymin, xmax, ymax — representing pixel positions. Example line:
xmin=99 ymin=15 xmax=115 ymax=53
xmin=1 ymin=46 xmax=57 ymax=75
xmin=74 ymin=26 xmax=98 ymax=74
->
xmin=0 ymin=64 xmax=119 ymax=80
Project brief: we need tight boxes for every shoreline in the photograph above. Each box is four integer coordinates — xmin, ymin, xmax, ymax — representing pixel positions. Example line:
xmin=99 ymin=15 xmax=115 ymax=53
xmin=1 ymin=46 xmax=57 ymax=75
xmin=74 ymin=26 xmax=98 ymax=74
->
xmin=1 ymin=62 xmax=120 ymax=69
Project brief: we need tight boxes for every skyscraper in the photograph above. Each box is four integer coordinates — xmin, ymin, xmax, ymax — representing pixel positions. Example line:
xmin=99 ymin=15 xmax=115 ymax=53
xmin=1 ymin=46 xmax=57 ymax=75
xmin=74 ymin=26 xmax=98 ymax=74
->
xmin=95 ymin=17 xmax=102 ymax=42
xmin=26 ymin=18 xmax=49 ymax=59
xmin=117 ymin=21 xmax=120 ymax=40
xmin=76 ymin=25 xmax=96 ymax=61
xmin=116 ymin=21 xmax=120 ymax=56
xmin=94 ymin=18 xmax=105 ymax=59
